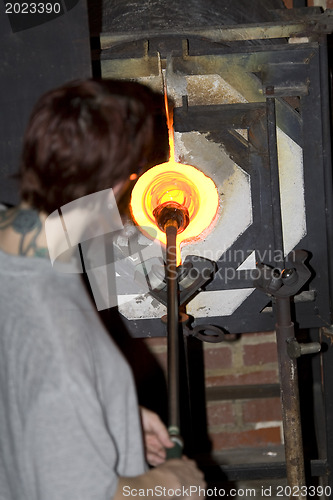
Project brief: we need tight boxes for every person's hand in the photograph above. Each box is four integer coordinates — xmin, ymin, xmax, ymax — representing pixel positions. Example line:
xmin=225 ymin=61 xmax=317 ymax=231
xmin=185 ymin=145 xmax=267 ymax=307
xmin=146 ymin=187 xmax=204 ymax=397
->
xmin=153 ymin=457 xmax=207 ymax=499
xmin=140 ymin=406 xmax=174 ymax=466
xmin=116 ymin=456 xmax=207 ymax=500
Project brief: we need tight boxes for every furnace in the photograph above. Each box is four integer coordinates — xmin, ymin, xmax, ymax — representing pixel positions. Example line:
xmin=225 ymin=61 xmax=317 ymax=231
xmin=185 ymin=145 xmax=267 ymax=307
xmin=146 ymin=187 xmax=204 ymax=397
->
xmin=99 ymin=8 xmax=333 ymax=339
xmin=130 ymin=98 xmax=220 ymax=264
xmin=96 ymin=1 xmax=333 ymax=491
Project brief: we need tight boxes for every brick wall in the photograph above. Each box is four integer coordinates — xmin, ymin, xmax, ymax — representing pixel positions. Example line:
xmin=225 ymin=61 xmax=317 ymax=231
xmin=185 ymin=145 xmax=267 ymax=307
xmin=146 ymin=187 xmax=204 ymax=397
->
xmin=143 ymin=331 xmax=283 ymax=452
xmin=284 ymin=0 xmax=333 ymax=8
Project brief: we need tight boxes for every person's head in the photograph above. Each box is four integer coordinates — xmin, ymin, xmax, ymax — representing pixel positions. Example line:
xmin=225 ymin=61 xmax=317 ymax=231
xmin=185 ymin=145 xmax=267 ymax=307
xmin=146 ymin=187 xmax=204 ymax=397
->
xmin=19 ymin=79 xmax=163 ymax=214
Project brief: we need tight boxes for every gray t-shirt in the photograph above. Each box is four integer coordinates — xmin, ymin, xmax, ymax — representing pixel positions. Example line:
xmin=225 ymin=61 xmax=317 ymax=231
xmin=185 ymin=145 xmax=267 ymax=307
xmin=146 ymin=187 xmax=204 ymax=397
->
xmin=0 ymin=250 xmax=146 ymax=500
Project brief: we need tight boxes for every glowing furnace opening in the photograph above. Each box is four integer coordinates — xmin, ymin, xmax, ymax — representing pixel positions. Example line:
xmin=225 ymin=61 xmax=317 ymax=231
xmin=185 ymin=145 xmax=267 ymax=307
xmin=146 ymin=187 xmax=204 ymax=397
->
xmin=130 ymin=161 xmax=219 ymax=264
xmin=130 ymin=81 xmax=219 ymax=264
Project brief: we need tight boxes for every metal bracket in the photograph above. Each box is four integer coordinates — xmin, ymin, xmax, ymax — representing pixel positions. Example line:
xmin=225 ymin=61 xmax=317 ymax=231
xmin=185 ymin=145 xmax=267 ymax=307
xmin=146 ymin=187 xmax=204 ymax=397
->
xmin=254 ymin=249 xmax=312 ymax=298
xmin=148 ymin=254 xmax=216 ymax=307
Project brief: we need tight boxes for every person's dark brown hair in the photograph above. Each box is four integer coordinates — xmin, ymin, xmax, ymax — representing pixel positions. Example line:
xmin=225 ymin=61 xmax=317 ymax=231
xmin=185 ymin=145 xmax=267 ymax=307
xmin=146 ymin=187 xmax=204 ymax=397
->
xmin=19 ymin=79 xmax=162 ymax=214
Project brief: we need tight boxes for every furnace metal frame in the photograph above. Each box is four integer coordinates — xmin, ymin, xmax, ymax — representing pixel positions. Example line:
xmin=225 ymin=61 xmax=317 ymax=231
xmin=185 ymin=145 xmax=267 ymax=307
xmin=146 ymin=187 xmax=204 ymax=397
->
xmin=99 ymin=9 xmax=333 ymax=492
xmin=100 ymin=11 xmax=333 ymax=337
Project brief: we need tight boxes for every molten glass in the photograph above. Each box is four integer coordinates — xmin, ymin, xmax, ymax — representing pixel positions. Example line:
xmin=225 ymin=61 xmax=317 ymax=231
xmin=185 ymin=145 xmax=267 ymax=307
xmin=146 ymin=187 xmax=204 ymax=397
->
xmin=130 ymin=160 xmax=219 ymax=264
xmin=130 ymin=84 xmax=219 ymax=264
xmin=153 ymin=202 xmax=190 ymax=233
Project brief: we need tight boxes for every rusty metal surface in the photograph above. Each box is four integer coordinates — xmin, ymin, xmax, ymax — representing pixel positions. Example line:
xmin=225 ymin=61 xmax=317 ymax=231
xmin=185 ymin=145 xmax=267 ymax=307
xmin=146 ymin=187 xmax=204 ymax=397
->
xmin=101 ymin=45 xmax=317 ymax=105
xmin=100 ymin=10 xmax=333 ymax=48
xmin=92 ymin=0 xmax=286 ymax=35
xmin=275 ymin=297 xmax=307 ymax=498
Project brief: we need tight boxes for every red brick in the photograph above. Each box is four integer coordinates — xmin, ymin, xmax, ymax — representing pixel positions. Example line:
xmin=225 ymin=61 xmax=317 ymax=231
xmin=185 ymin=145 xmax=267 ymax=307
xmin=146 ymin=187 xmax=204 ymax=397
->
xmin=206 ymin=370 xmax=279 ymax=387
xmin=283 ymin=0 xmax=293 ymax=7
xmin=210 ymin=427 xmax=282 ymax=451
xmin=245 ymin=332 xmax=275 ymax=339
xmin=242 ymin=398 xmax=282 ymax=424
xmin=204 ymin=345 xmax=233 ymax=371
xmin=206 ymin=402 xmax=235 ymax=427
xmin=243 ymin=343 xmax=278 ymax=367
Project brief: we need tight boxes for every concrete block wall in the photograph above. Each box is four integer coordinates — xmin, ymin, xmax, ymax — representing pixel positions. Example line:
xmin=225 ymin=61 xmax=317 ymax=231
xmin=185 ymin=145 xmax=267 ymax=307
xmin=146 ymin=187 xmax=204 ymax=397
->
xmin=143 ymin=331 xmax=283 ymax=452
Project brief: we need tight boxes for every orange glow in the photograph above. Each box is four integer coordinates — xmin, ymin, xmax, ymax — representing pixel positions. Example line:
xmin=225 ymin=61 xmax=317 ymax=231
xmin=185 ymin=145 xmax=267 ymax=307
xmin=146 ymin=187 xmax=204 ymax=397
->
xmin=130 ymin=160 xmax=219 ymax=263
xmin=164 ymin=89 xmax=175 ymax=163
xmin=130 ymin=89 xmax=219 ymax=265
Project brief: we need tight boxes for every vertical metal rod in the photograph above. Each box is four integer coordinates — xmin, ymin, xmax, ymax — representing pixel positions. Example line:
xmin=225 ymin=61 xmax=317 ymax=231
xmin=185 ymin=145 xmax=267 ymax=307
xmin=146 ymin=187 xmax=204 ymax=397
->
xmin=266 ymin=97 xmax=285 ymax=269
xmin=275 ymin=296 xmax=307 ymax=499
xmin=267 ymin=96 xmax=307 ymax=496
xmin=165 ymin=220 xmax=179 ymax=430
xmin=319 ymin=36 xmax=333 ymax=309
xmin=165 ymin=220 xmax=183 ymax=458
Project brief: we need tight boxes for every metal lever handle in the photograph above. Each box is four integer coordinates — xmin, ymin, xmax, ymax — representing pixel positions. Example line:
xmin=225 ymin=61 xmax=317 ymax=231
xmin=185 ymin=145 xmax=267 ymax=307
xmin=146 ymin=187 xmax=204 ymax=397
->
xmin=166 ymin=426 xmax=183 ymax=459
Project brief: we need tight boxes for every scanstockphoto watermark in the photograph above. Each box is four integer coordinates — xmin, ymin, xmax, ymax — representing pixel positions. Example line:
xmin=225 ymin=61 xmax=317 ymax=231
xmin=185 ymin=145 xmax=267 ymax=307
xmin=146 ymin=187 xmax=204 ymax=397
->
xmin=122 ymin=484 xmax=332 ymax=497
xmin=5 ymin=0 xmax=80 ymax=33
xmin=213 ymin=264 xmax=283 ymax=285
xmin=122 ymin=485 xmax=257 ymax=497
xmin=188 ymin=248 xmax=295 ymax=267
xmin=164 ymin=245 xmax=293 ymax=285
xmin=161 ymin=259 xmax=286 ymax=287
xmin=44 ymin=188 xmax=164 ymax=311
